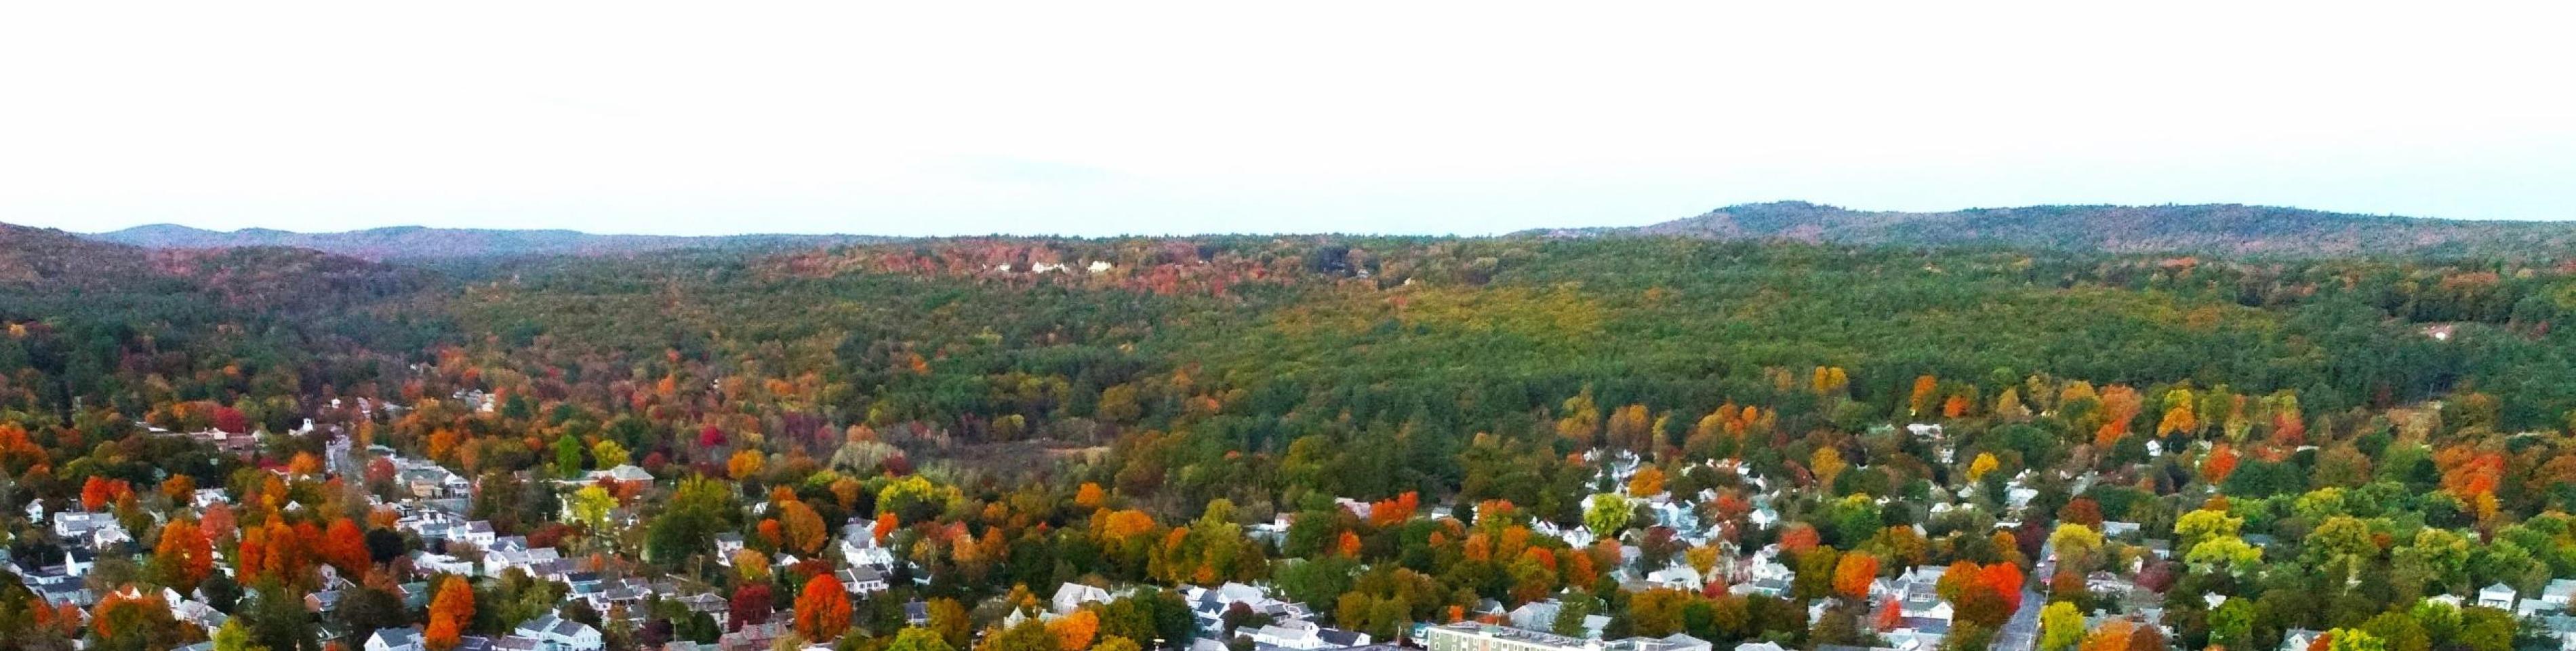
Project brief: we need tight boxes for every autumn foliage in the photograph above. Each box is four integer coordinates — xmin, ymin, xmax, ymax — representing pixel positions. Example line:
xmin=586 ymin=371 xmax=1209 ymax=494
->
xmin=426 ymin=576 xmax=475 ymax=651
xmin=795 ymin=574 xmax=854 ymax=639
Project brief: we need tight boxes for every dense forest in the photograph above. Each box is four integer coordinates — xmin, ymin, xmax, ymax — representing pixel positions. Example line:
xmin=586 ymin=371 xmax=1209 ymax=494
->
xmin=5 ymin=218 xmax=2576 ymax=651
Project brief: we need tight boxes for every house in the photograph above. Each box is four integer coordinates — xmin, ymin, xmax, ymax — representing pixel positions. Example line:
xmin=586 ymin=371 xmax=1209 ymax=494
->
xmin=2280 ymin=629 xmax=2323 ymax=651
xmin=1186 ymin=583 xmax=1306 ymax=637
xmin=399 ymin=465 xmax=472 ymax=498
xmin=1422 ymin=623 xmax=1708 ymax=651
xmin=415 ymin=551 xmax=477 ymax=576
xmin=1605 ymin=633 xmax=1709 ymax=651
xmin=839 ymin=527 xmax=898 ymax=570
xmin=1053 ymin=583 xmax=1112 ymax=615
xmin=193 ymin=488 xmax=233 ymax=509
xmin=713 ymin=533 xmax=746 ymax=563
xmin=457 ymin=521 xmax=498 ymax=549
xmin=52 ymin=512 xmax=126 ymax=547
xmin=1247 ymin=620 xmax=1371 ymax=650
xmin=586 ymin=465 xmax=655 ymax=484
xmin=1422 ymin=623 xmax=1593 ymax=651
xmin=904 ymin=600 xmax=931 ymax=627
xmin=840 ymin=566 xmax=889 ymax=595
xmin=33 ymin=581 xmax=89 ymax=608
xmin=308 ymin=589 xmax=346 ymax=612
xmin=2546 ymin=578 xmax=2576 ymax=606
xmin=1505 ymin=600 xmax=1607 ymax=639
xmin=722 ymin=615 xmax=792 ymax=651
xmin=63 ymin=547 xmax=96 ymax=577
xmin=676 ymin=592 xmax=731 ymax=629
xmin=1643 ymin=565 xmax=1702 ymax=591
xmin=2480 ymin=583 xmax=2520 ymax=610
xmin=1891 ymin=566 xmax=1952 ymax=620
xmin=514 ymin=613 xmax=605 ymax=651
xmin=367 ymin=627 xmax=424 ymax=651
xmin=1732 ymin=564 xmax=1792 ymax=598
xmin=2528 ymin=614 xmax=2576 ymax=651
xmin=487 ymin=546 xmax=563 ymax=577
xmin=163 ymin=587 xmax=229 ymax=630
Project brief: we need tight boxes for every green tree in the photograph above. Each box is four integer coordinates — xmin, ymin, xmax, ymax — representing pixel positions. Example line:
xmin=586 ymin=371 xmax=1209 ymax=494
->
xmin=1584 ymin=494 xmax=1631 ymax=539
xmin=2207 ymin=597 xmax=2253 ymax=650
xmin=886 ymin=627 xmax=954 ymax=651
xmin=2357 ymin=612 xmax=2430 ymax=651
xmin=555 ymin=434 xmax=585 ymax=477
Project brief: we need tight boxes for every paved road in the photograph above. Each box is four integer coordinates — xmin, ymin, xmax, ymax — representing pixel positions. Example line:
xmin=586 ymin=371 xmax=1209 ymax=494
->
xmin=1993 ymin=588 xmax=2045 ymax=650
xmin=1993 ymin=545 xmax=2057 ymax=650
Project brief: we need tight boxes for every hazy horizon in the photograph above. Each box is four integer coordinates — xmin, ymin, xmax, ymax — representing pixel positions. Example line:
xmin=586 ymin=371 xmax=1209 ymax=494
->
xmin=54 ymin=198 xmax=2573 ymax=241
xmin=7 ymin=3 xmax=2573 ymax=237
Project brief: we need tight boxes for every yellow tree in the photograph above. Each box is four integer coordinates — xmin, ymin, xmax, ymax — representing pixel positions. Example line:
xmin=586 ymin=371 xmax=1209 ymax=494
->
xmin=728 ymin=450 xmax=766 ymax=480
xmin=1047 ymin=610 xmax=1099 ymax=651
xmin=1626 ymin=466 xmax=1666 ymax=498
xmin=1556 ymin=389 xmax=1601 ymax=446
xmin=1967 ymin=453 xmax=2000 ymax=484
xmin=1607 ymin=404 xmax=1653 ymax=452
xmin=1811 ymin=448 xmax=1847 ymax=489
xmin=778 ymin=500 xmax=829 ymax=555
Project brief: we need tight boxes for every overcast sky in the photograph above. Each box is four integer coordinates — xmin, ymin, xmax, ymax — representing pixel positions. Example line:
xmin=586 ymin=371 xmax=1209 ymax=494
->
xmin=4 ymin=3 xmax=2571 ymax=237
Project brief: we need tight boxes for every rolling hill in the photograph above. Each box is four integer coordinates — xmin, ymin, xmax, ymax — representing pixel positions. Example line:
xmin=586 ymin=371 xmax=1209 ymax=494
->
xmin=89 ymin=224 xmax=891 ymax=260
xmin=1576 ymin=201 xmax=2576 ymax=258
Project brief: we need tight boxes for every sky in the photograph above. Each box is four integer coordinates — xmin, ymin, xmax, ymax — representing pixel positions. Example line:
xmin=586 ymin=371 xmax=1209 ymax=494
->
xmin=3 ymin=3 xmax=2573 ymax=237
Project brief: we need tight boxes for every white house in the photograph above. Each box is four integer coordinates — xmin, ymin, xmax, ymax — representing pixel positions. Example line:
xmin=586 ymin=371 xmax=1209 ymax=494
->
xmin=514 ymin=614 xmax=605 ymax=651
xmin=2545 ymin=578 xmax=2576 ymax=607
xmin=414 ymin=551 xmax=476 ymax=576
xmin=2279 ymin=629 xmax=2323 ymax=651
xmin=840 ymin=566 xmax=889 ymax=596
xmin=1643 ymin=565 xmax=1703 ymax=591
xmin=1247 ymin=620 xmax=1370 ymax=650
xmin=713 ymin=533 xmax=746 ymax=564
xmin=1053 ymin=583 xmax=1112 ymax=614
xmin=1506 ymin=600 xmax=1607 ymax=639
xmin=839 ymin=528 xmax=897 ymax=570
xmin=367 ymin=627 xmax=424 ymax=651
xmin=2481 ymin=583 xmax=2520 ymax=610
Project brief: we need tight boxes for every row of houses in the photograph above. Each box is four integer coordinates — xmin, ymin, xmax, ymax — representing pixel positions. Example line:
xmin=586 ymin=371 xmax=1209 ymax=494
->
xmin=363 ymin=612 xmax=604 ymax=651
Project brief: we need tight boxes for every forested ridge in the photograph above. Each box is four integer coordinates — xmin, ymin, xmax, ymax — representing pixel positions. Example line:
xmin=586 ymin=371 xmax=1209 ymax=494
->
xmin=6 ymin=220 xmax=2576 ymax=650
xmin=89 ymin=223 xmax=888 ymax=261
xmin=1590 ymin=201 xmax=2576 ymax=259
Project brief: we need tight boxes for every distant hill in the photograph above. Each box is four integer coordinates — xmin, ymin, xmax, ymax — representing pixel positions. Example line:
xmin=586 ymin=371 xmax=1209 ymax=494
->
xmin=0 ymin=223 xmax=159 ymax=289
xmin=1579 ymin=201 xmax=2576 ymax=258
xmin=3 ymin=223 xmax=430 ymax=311
xmin=89 ymin=224 xmax=892 ymax=260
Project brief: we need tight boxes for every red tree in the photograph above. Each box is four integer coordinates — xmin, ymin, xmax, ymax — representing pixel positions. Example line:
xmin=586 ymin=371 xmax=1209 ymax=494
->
xmin=793 ymin=577 xmax=852 ymax=640
xmin=323 ymin=519 xmax=371 ymax=577
xmin=729 ymin=585 xmax=773 ymax=631
xmin=212 ymin=406 xmax=249 ymax=434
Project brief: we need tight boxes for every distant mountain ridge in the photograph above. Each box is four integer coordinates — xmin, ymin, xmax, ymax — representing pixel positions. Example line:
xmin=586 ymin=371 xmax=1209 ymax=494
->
xmin=2 ymin=223 xmax=430 ymax=311
xmin=89 ymin=223 xmax=891 ymax=260
xmin=1577 ymin=201 xmax=2576 ymax=258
